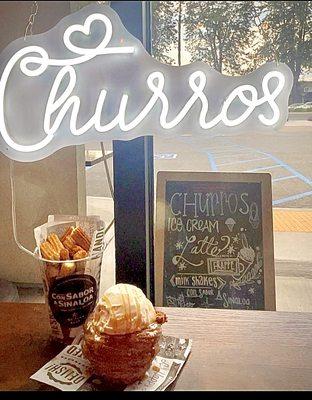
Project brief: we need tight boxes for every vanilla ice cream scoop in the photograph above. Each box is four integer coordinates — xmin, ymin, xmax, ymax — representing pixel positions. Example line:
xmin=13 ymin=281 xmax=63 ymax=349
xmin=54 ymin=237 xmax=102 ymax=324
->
xmin=88 ymin=283 xmax=156 ymax=336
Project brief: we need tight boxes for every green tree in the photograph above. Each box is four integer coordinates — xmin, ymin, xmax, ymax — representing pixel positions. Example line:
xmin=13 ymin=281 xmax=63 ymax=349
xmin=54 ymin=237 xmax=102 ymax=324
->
xmin=177 ymin=1 xmax=183 ymax=66
xmin=183 ymin=1 xmax=256 ymax=74
xmin=151 ymin=1 xmax=178 ymax=65
xmin=254 ymin=1 xmax=312 ymax=103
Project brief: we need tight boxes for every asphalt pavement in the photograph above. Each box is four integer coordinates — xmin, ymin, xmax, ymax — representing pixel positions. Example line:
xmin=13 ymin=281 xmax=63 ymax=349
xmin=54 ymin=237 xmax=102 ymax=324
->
xmin=86 ymin=119 xmax=312 ymax=208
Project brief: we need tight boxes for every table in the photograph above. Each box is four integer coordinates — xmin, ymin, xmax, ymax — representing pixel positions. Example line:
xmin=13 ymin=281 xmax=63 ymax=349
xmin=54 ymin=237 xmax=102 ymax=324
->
xmin=0 ymin=303 xmax=312 ymax=391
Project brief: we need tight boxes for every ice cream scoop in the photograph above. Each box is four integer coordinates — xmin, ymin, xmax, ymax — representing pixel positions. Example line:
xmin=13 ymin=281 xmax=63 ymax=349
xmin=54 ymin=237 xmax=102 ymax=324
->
xmin=86 ymin=283 xmax=156 ymax=336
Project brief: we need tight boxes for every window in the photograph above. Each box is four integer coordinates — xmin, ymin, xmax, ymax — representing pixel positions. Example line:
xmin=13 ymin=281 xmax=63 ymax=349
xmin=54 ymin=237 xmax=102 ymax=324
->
xmin=151 ymin=1 xmax=312 ymax=311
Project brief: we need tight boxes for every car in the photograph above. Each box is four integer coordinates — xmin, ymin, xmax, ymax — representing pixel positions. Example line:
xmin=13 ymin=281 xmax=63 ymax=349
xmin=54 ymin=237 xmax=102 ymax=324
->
xmin=289 ymin=102 xmax=312 ymax=111
xmin=289 ymin=103 xmax=302 ymax=109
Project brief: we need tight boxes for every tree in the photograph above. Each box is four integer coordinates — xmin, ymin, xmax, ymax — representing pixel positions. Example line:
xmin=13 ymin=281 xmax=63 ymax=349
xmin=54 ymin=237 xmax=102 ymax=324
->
xmin=177 ymin=1 xmax=183 ymax=66
xmin=151 ymin=1 xmax=178 ymax=65
xmin=253 ymin=1 xmax=312 ymax=103
xmin=183 ymin=1 xmax=256 ymax=75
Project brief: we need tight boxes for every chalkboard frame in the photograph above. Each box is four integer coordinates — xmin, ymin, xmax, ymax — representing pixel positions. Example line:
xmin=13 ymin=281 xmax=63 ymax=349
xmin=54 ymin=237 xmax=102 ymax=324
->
xmin=155 ymin=171 xmax=276 ymax=310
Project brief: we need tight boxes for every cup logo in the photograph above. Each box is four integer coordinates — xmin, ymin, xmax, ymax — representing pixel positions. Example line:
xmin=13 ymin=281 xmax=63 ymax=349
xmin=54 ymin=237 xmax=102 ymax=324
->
xmin=48 ymin=274 xmax=97 ymax=328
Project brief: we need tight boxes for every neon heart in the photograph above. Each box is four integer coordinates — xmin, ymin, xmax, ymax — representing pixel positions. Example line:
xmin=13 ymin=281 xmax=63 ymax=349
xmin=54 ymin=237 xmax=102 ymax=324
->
xmin=63 ymin=13 xmax=113 ymax=55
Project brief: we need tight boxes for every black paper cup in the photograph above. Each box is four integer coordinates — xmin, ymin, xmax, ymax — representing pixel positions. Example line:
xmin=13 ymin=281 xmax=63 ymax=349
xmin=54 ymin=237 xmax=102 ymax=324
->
xmin=37 ymin=249 xmax=104 ymax=344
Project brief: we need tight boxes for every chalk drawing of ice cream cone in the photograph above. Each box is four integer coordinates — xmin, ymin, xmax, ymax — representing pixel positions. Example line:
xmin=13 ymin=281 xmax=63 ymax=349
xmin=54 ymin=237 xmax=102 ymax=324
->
xmin=225 ymin=217 xmax=236 ymax=232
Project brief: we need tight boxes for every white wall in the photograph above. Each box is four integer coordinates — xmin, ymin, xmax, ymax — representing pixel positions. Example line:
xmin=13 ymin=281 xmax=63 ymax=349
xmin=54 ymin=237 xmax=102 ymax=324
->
xmin=0 ymin=1 xmax=86 ymax=284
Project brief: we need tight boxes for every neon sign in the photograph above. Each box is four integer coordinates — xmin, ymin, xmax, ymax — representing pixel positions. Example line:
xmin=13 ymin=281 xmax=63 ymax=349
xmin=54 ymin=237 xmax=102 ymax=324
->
xmin=0 ymin=4 xmax=293 ymax=162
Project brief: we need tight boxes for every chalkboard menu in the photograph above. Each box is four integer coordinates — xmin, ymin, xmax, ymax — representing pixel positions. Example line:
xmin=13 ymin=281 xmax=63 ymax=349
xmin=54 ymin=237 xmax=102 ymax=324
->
xmin=155 ymin=172 xmax=275 ymax=310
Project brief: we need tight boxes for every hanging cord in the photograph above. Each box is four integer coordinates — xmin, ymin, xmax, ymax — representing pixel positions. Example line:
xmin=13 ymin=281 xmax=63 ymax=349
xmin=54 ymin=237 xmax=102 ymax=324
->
xmin=100 ymin=143 xmax=114 ymax=198
xmin=254 ymin=14 xmax=279 ymax=65
xmin=9 ymin=160 xmax=36 ymax=257
xmin=100 ymin=142 xmax=115 ymax=234
xmin=24 ymin=0 xmax=38 ymax=40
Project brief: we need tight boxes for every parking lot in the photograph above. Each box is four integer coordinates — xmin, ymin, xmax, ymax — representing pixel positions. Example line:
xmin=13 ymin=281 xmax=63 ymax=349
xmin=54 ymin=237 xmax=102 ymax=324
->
xmin=203 ymin=124 xmax=312 ymax=208
xmin=86 ymin=118 xmax=312 ymax=209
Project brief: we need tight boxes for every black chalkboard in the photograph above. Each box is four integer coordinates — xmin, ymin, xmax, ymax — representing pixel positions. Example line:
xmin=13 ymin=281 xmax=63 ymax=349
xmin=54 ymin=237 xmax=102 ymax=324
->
xmin=155 ymin=172 xmax=275 ymax=310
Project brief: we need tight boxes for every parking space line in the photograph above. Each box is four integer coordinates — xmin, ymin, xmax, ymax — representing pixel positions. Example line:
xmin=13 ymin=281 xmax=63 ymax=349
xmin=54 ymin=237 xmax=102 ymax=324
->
xmin=218 ymin=157 xmax=269 ymax=166
xmin=247 ymin=164 xmax=281 ymax=172
xmin=211 ymin=149 xmax=248 ymax=156
xmin=205 ymin=141 xmax=312 ymax=207
xmin=272 ymin=175 xmax=296 ymax=182
xmin=273 ymin=191 xmax=312 ymax=205
xmin=257 ymin=151 xmax=312 ymax=187
xmin=206 ymin=152 xmax=218 ymax=171
xmin=206 ymin=145 xmax=242 ymax=151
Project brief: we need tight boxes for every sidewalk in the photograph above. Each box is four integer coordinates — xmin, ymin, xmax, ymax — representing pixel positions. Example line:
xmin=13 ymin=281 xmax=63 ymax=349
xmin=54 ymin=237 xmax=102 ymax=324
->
xmin=274 ymin=232 xmax=312 ymax=262
xmin=273 ymin=208 xmax=312 ymax=312
xmin=273 ymin=208 xmax=312 ymax=262
xmin=285 ymin=120 xmax=312 ymax=127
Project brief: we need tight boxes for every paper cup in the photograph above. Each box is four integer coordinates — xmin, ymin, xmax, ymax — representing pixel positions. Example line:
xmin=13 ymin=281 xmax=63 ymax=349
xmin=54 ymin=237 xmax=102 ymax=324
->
xmin=38 ymin=250 xmax=104 ymax=344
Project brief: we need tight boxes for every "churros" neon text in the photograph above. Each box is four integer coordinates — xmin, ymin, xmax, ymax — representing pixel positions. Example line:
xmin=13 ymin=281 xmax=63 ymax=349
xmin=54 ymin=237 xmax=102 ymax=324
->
xmin=0 ymin=6 xmax=293 ymax=161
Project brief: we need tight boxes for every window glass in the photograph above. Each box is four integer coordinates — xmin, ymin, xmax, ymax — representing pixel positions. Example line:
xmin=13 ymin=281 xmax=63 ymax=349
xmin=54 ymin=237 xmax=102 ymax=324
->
xmin=152 ymin=1 xmax=312 ymax=311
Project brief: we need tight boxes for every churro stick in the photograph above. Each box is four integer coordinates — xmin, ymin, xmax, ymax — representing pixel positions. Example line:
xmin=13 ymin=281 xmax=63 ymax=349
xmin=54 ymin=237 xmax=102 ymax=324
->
xmin=72 ymin=245 xmax=83 ymax=254
xmin=60 ymin=226 xmax=74 ymax=243
xmin=74 ymin=250 xmax=88 ymax=273
xmin=60 ymin=248 xmax=70 ymax=261
xmin=40 ymin=241 xmax=60 ymax=261
xmin=47 ymin=233 xmax=64 ymax=254
xmin=71 ymin=227 xmax=91 ymax=252
xmin=73 ymin=249 xmax=88 ymax=260
xmin=63 ymin=238 xmax=85 ymax=258
xmin=63 ymin=236 xmax=76 ymax=256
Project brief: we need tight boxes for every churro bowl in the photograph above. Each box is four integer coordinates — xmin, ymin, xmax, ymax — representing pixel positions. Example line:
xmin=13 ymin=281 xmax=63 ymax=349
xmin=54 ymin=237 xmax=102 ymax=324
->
xmin=83 ymin=319 xmax=162 ymax=385
xmin=82 ymin=284 xmax=167 ymax=385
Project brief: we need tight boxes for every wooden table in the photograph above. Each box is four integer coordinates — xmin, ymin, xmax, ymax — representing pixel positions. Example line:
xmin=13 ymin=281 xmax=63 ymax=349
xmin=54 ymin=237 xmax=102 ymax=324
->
xmin=0 ymin=302 xmax=312 ymax=391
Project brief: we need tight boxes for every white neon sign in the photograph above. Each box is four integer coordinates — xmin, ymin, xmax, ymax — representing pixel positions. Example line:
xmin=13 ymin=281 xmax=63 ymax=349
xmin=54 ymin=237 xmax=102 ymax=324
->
xmin=0 ymin=4 xmax=293 ymax=162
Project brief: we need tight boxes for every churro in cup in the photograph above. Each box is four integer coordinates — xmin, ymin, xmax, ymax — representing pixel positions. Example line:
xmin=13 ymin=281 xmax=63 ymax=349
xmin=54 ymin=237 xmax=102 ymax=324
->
xmin=36 ymin=219 xmax=105 ymax=344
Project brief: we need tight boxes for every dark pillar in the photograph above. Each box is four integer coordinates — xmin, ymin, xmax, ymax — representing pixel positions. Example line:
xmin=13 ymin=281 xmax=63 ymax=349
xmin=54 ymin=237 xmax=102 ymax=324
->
xmin=110 ymin=1 xmax=154 ymax=302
